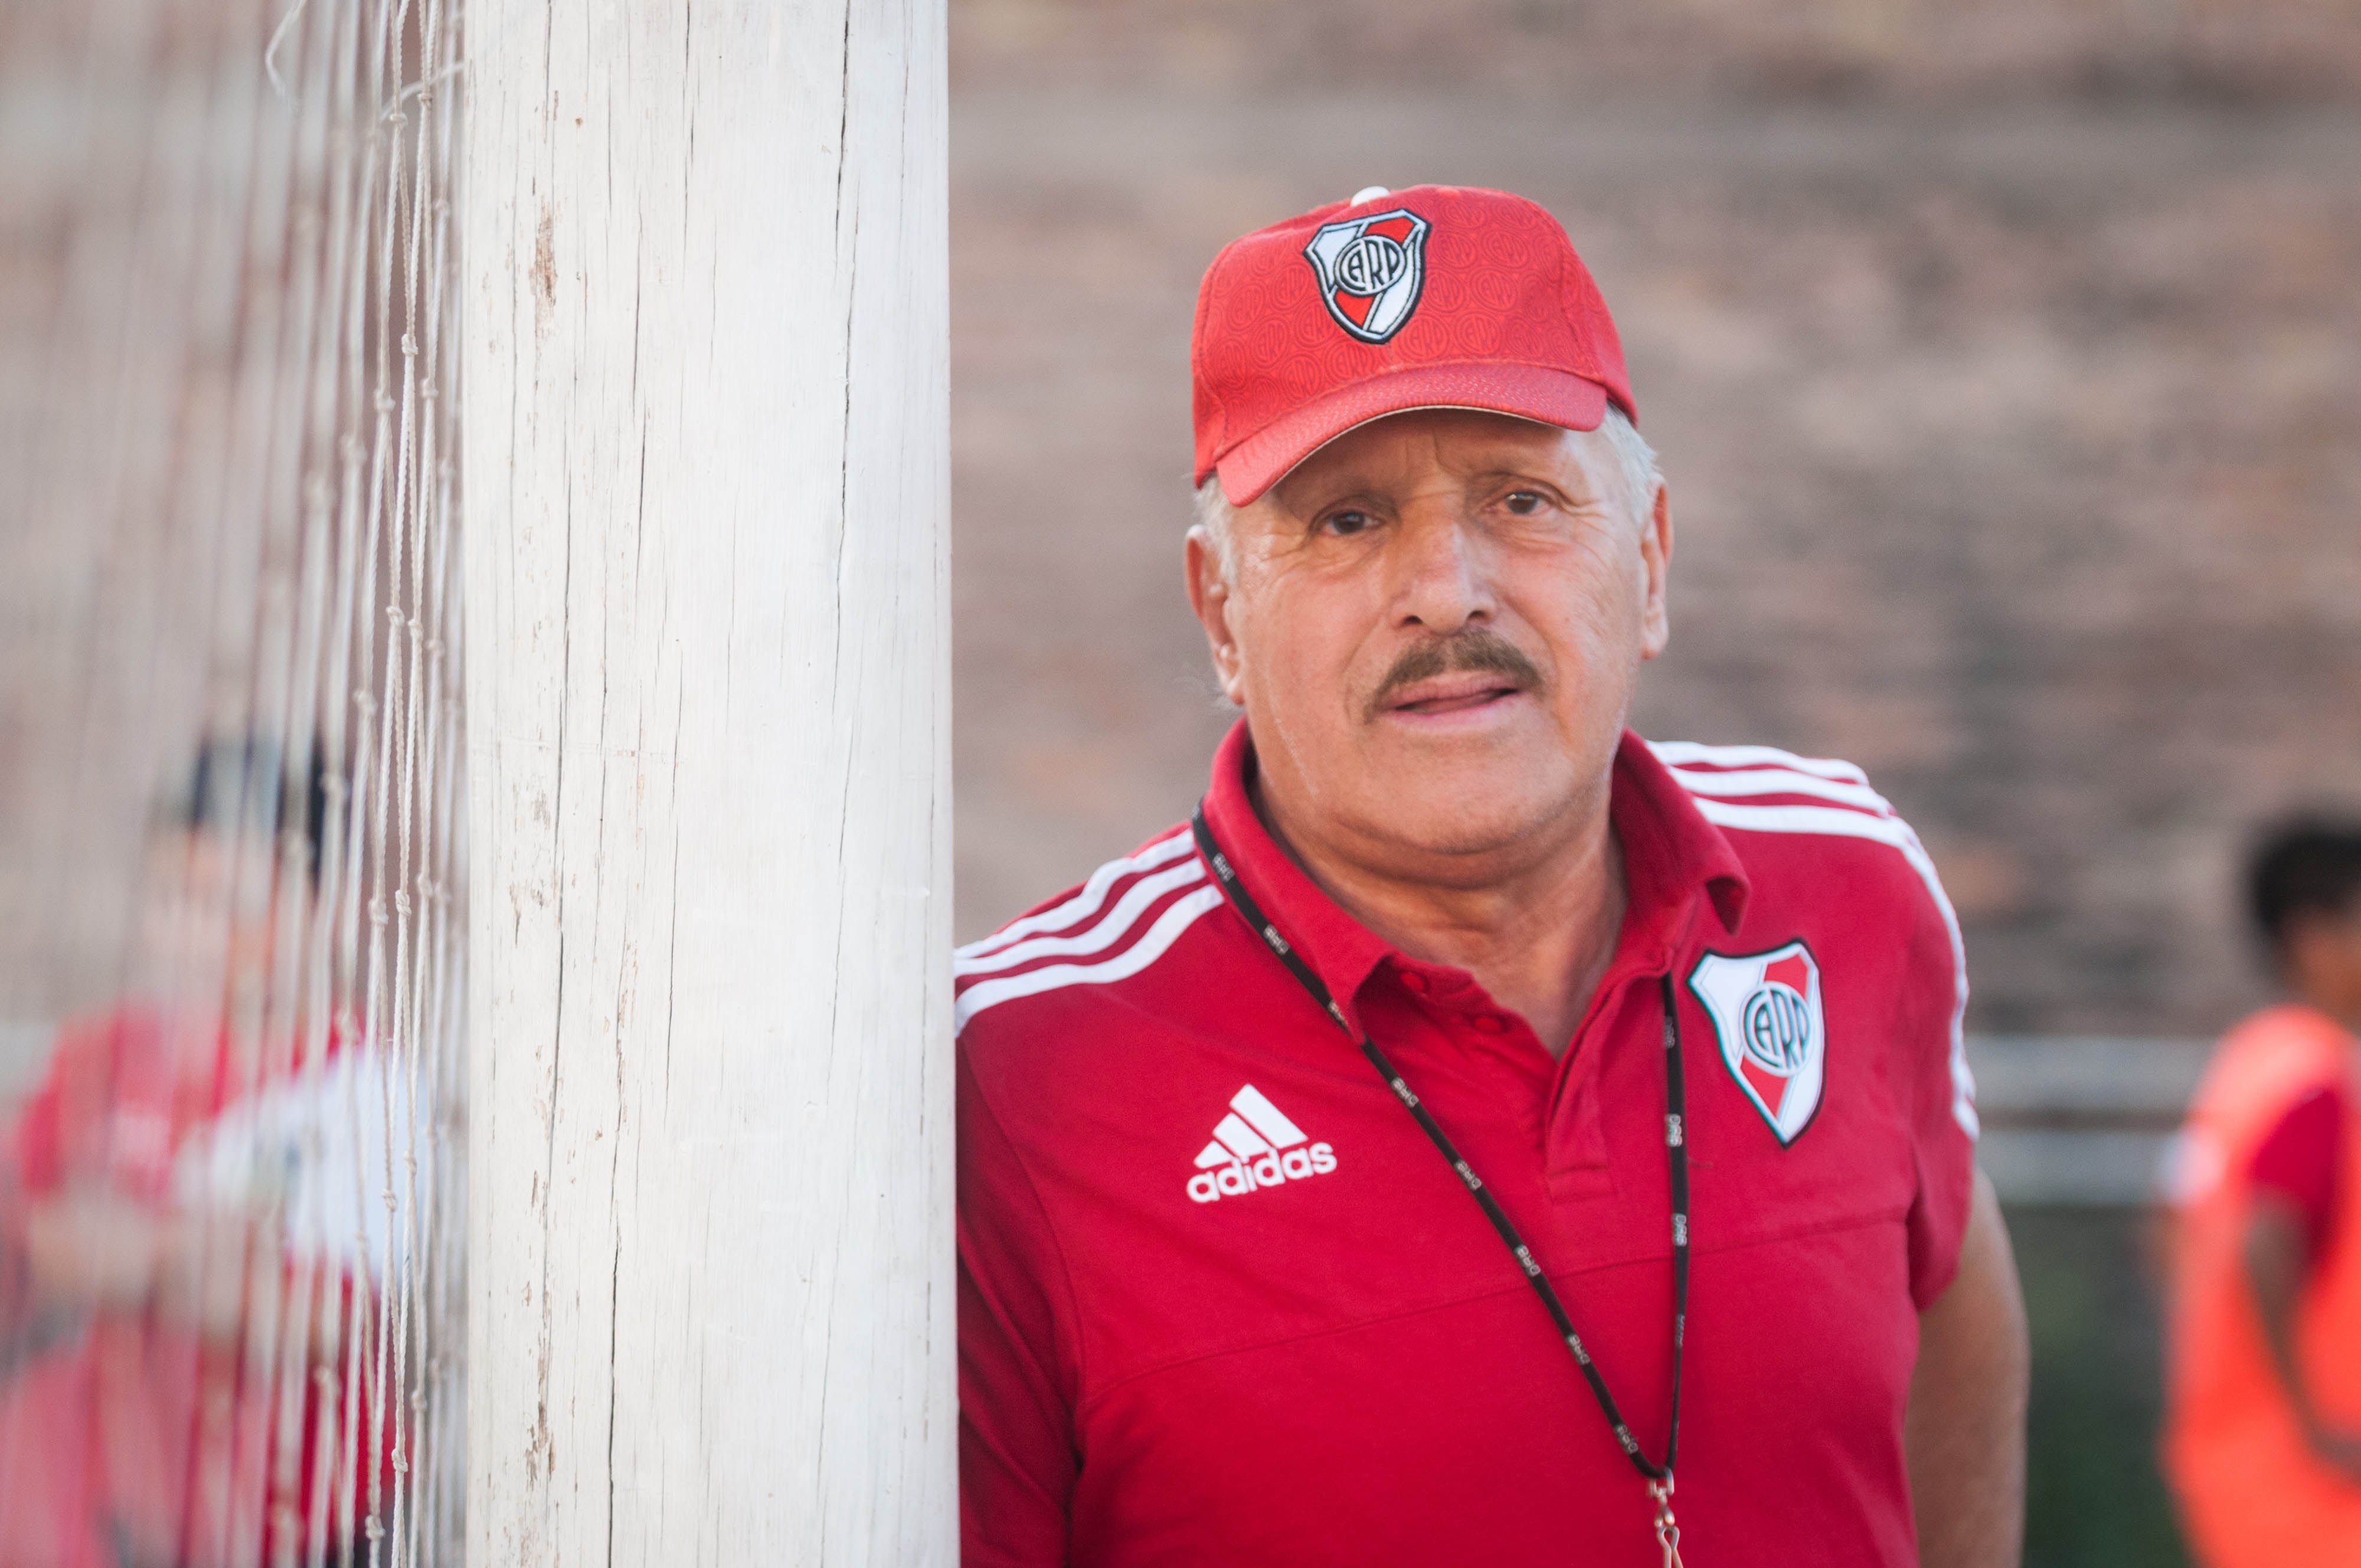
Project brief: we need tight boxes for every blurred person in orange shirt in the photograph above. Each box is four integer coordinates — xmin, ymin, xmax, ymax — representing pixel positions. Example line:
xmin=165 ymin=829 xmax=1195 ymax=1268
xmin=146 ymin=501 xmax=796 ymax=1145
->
xmin=2163 ymin=820 xmax=2361 ymax=1566
xmin=0 ymin=741 xmax=398 ymax=1568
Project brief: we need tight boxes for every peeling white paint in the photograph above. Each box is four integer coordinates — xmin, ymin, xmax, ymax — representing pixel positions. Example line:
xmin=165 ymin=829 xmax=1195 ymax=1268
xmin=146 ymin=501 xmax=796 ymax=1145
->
xmin=462 ymin=2 xmax=953 ymax=1561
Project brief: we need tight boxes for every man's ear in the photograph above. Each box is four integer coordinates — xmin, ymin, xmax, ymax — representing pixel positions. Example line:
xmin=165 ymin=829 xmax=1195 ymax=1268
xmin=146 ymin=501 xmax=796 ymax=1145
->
xmin=1638 ymin=479 xmax=1673 ymax=662
xmin=1184 ymin=528 xmax=1247 ymax=705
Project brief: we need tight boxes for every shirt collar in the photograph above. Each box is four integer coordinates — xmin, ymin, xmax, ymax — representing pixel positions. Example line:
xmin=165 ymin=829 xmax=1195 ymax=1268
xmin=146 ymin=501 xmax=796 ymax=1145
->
xmin=1198 ymin=718 xmax=1751 ymax=1020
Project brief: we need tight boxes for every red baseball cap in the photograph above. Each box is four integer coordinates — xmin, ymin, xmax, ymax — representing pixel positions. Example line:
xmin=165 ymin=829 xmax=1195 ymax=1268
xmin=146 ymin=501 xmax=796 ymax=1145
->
xmin=1191 ymin=184 xmax=1635 ymax=506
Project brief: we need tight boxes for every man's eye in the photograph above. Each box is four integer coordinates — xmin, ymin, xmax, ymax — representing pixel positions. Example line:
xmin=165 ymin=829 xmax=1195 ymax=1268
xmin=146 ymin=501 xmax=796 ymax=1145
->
xmin=1322 ymin=510 xmax=1373 ymax=537
xmin=1503 ymin=492 xmax=1545 ymax=516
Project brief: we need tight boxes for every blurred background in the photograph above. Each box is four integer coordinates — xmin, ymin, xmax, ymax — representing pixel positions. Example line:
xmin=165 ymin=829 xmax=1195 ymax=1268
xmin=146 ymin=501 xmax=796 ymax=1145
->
xmin=947 ymin=2 xmax=2361 ymax=1562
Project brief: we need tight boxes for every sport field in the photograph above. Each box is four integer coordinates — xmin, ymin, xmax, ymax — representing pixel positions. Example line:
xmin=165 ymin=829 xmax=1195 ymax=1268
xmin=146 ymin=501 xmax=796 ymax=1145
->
xmin=2012 ymin=1205 xmax=2189 ymax=1567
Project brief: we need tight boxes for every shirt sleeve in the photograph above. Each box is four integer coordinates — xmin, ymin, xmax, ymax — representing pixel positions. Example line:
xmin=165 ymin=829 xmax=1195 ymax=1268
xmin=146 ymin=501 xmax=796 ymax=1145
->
xmin=1898 ymin=862 xmax=1977 ymax=1311
xmin=2249 ymin=1085 xmax=2344 ymax=1272
xmin=959 ymin=1046 xmax=1081 ymax=1567
xmin=0 ymin=1147 xmax=28 ymax=1347
xmin=6 ymin=1027 xmax=80 ymax=1196
xmin=0 ymin=1030 xmax=78 ymax=1348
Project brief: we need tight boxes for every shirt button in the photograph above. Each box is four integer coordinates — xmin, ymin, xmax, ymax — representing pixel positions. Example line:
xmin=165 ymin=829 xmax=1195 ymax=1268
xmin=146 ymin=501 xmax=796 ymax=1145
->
xmin=1470 ymin=1013 xmax=1507 ymax=1035
xmin=1399 ymin=971 xmax=1430 ymax=994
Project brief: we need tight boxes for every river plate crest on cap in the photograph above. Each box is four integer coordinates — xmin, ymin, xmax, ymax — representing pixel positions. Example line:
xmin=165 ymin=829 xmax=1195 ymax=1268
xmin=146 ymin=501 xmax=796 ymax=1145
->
xmin=1689 ymin=941 xmax=1828 ymax=1146
xmin=1302 ymin=208 xmax=1430 ymax=344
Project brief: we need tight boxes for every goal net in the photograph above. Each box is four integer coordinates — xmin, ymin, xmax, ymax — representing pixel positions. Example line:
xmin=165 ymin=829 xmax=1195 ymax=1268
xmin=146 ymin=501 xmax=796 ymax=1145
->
xmin=2 ymin=0 xmax=956 ymax=1559
xmin=0 ymin=0 xmax=466 ymax=1563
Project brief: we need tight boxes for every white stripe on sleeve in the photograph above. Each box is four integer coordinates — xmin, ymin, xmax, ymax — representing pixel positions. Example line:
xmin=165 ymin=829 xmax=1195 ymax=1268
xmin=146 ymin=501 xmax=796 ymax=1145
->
xmin=955 ymin=830 xmax=1197 ymax=961
xmin=1648 ymin=740 xmax=1871 ymax=785
xmin=1689 ymin=798 xmax=1979 ymax=1140
xmin=954 ymin=860 xmax=1206 ymax=977
xmin=955 ymin=885 xmax=1225 ymax=1033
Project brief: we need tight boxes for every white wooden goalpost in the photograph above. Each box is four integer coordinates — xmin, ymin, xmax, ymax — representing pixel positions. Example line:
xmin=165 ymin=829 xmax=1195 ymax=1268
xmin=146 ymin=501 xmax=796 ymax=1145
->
xmin=460 ymin=2 xmax=955 ymax=1563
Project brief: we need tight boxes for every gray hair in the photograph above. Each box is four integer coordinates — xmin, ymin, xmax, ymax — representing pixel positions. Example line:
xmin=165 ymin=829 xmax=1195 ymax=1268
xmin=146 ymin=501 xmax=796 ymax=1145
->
xmin=1193 ymin=407 xmax=1660 ymax=578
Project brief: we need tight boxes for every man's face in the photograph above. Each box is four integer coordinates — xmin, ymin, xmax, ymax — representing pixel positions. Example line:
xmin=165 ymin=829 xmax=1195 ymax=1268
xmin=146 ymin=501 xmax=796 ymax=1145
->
xmin=140 ymin=827 xmax=305 ymax=1009
xmin=2285 ymin=900 xmax=2361 ymax=1028
xmin=1187 ymin=409 xmax=1671 ymax=879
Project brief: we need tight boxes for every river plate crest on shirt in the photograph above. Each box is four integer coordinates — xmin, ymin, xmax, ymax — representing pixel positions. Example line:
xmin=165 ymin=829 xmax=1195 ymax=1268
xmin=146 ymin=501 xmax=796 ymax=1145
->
xmin=1689 ymin=941 xmax=1827 ymax=1146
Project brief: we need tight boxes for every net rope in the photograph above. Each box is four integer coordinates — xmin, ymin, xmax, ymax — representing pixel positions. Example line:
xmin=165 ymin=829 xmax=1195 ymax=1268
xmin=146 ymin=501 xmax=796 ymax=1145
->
xmin=0 ymin=0 xmax=466 ymax=1562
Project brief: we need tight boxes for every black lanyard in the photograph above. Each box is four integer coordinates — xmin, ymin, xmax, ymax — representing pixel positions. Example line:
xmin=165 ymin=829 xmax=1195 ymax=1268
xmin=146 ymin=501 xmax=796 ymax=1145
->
xmin=1192 ymin=805 xmax=1691 ymax=1559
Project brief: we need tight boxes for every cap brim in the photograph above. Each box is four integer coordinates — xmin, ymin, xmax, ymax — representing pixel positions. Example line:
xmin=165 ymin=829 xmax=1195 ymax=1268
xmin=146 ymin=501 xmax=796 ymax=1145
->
xmin=1213 ymin=363 xmax=1610 ymax=508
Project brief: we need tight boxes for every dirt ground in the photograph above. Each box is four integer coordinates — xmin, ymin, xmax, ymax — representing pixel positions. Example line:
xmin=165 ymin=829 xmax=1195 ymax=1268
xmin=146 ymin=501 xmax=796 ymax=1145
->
xmin=949 ymin=0 xmax=2361 ymax=1035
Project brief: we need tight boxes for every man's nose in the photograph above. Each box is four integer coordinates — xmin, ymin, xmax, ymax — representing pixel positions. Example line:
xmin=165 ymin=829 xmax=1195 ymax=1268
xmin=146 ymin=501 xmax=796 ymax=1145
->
xmin=1392 ymin=508 xmax=1495 ymax=634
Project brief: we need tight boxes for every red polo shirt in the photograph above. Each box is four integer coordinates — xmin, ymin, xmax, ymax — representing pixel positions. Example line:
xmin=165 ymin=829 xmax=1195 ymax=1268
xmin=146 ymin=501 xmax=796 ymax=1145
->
xmin=957 ymin=723 xmax=1977 ymax=1566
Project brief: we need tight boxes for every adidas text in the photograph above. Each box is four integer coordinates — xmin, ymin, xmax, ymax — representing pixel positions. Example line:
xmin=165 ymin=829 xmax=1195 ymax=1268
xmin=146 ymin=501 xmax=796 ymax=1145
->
xmin=1185 ymin=1084 xmax=1339 ymax=1204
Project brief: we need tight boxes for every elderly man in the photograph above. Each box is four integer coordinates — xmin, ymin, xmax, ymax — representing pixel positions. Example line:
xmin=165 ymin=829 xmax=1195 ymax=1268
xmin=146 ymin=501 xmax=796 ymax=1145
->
xmin=957 ymin=185 xmax=2028 ymax=1567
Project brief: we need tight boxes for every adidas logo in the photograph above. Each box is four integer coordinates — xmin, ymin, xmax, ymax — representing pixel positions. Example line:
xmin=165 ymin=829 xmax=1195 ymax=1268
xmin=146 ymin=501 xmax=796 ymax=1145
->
xmin=1185 ymin=1085 xmax=1338 ymax=1204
